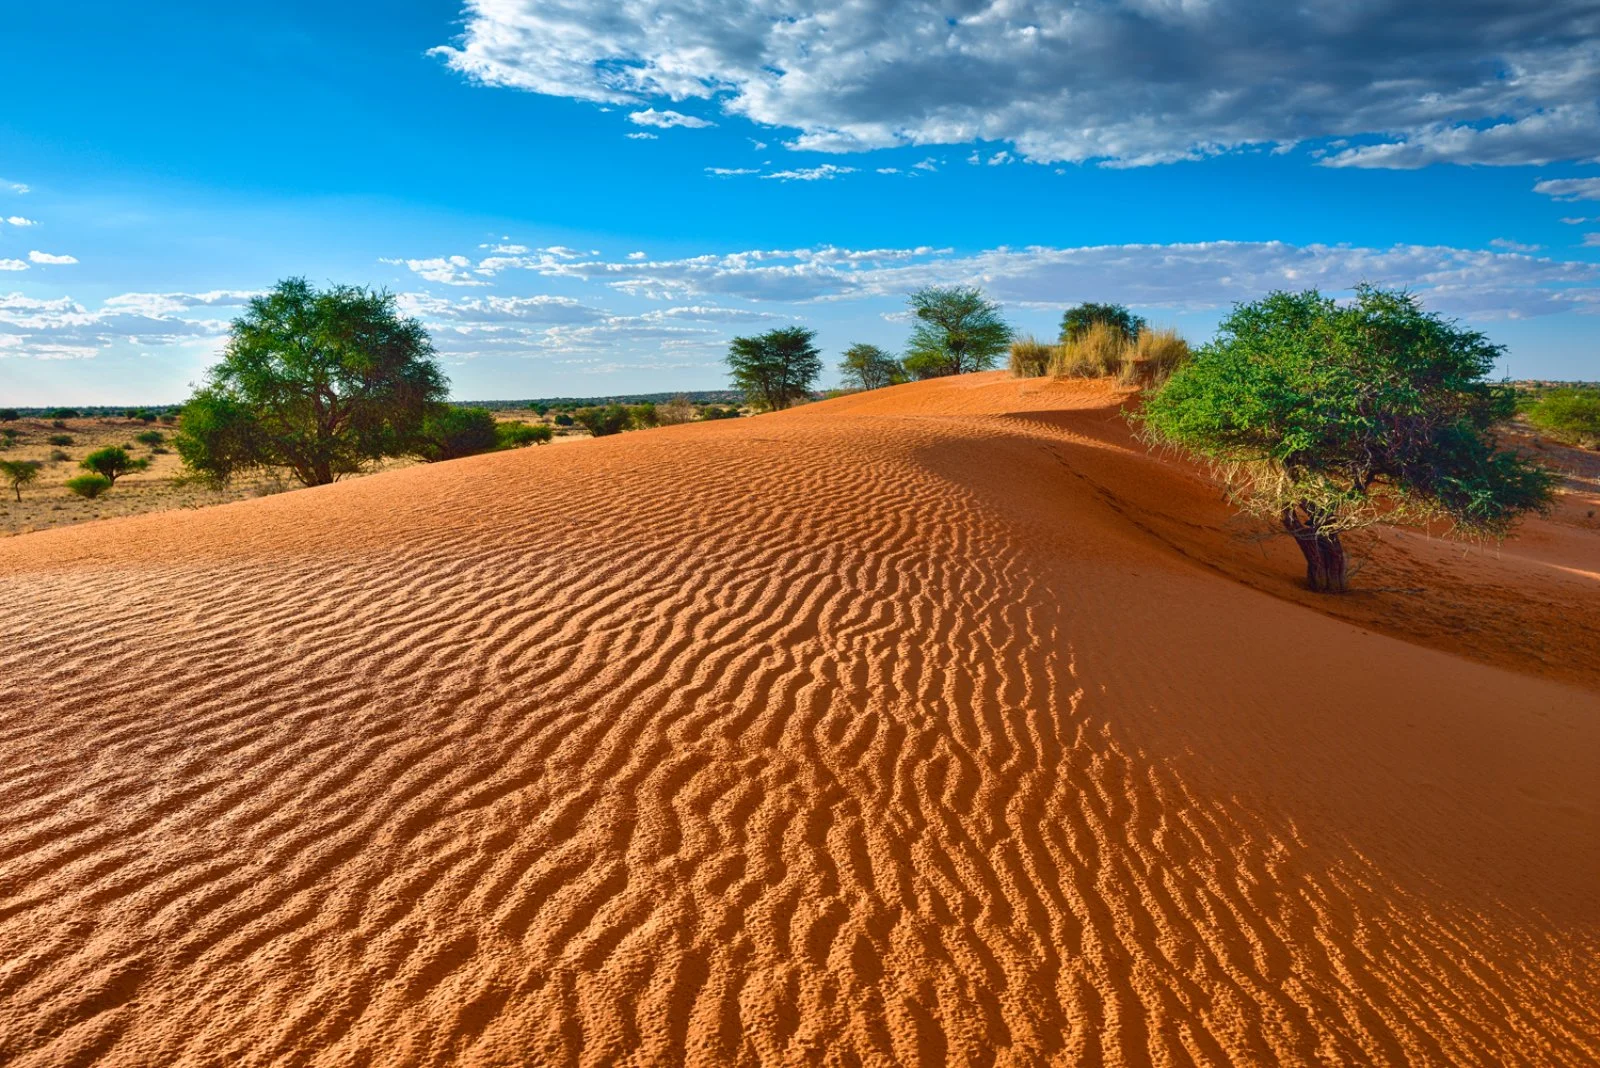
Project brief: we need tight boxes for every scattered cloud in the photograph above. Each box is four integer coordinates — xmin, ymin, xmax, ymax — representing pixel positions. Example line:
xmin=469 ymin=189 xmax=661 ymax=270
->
xmin=627 ymin=251 xmax=647 ymax=260
xmin=986 ymin=151 xmax=1013 ymax=166
xmin=379 ymin=254 xmax=489 ymax=286
xmin=912 ymin=158 xmax=938 ymax=172
xmin=433 ymin=1 xmax=1600 ymax=168
xmin=0 ymin=260 xmax=27 ymax=272
xmin=28 ymin=251 xmax=78 ymax=265
xmin=1582 ymin=234 xmax=1600 ymax=247
xmin=706 ymin=167 xmax=759 ymax=177
xmin=627 ymin=108 xmax=714 ymax=129
xmin=0 ymin=180 xmax=27 ymax=194
xmin=1489 ymin=238 xmax=1542 ymax=253
xmin=3 ymin=216 xmax=35 ymax=227
xmin=1533 ymin=177 xmax=1600 ymax=202
xmin=1560 ymin=216 xmax=1592 ymax=225
xmin=626 ymin=131 xmax=659 ymax=140
xmin=762 ymin=164 xmax=855 ymax=181
xmin=0 ymin=290 xmax=238 ymax=360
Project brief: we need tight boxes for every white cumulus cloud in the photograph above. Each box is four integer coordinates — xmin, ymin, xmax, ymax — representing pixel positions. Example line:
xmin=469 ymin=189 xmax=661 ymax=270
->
xmin=627 ymin=108 xmax=714 ymax=129
xmin=28 ymin=251 xmax=78 ymax=265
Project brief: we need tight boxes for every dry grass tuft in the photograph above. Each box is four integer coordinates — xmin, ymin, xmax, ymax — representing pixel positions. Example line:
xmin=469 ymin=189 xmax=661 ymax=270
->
xmin=1008 ymin=336 xmax=1055 ymax=378
xmin=1051 ymin=320 xmax=1128 ymax=378
xmin=1118 ymin=327 xmax=1192 ymax=387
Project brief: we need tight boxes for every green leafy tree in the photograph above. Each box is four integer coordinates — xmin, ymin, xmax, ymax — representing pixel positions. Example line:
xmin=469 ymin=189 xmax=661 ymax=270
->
xmin=1527 ymin=388 xmax=1600 ymax=447
xmin=415 ymin=406 xmax=499 ymax=461
xmin=1140 ymin=287 xmax=1554 ymax=593
xmin=838 ymin=343 xmax=907 ymax=390
xmin=175 ymin=278 xmax=447 ymax=486
xmin=727 ymin=326 xmax=823 ymax=410
xmin=0 ymin=409 xmax=18 ymax=422
xmin=903 ymin=287 xmax=1013 ymax=379
xmin=48 ymin=408 xmax=79 ymax=420
xmin=81 ymin=446 xmax=149 ymax=486
xmin=0 ymin=459 xmax=41 ymax=501
xmin=574 ymin=405 xmax=632 ymax=437
xmin=1059 ymin=302 xmax=1145 ymax=345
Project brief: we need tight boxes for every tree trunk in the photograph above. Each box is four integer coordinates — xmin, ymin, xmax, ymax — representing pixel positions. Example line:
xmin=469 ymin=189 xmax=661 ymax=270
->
xmin=1281 ymin=510 xmax=1348 ymax=593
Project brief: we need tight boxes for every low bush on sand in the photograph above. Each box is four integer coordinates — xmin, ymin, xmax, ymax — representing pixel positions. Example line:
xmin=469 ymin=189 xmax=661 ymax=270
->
xmin=48 ymin=434 xmax=74 ymax=446
xmin=1118 ymin=328 xmax=1192 ymax=387
xmin=416 ymin=406 xmax=499 ymax=462
xmin=574 ymin=405 xmax=632 ymax=437
xmin=1008 ymin=336 xmax=1055 ymax=378
xmin=1051 ymin=321 xmax=1128 ymax=378
xmin=1527 ymin=388 xmax=1600 ymax=448
xmin=65 ymin=473 xmax=113 ymax=498
xmin=136 ymin=430 xmax=165 ymax=446
xmin=497 ymin=421 xmax=554 ymax=448
xmin=81 ymin=446 xmax=149 ymax=485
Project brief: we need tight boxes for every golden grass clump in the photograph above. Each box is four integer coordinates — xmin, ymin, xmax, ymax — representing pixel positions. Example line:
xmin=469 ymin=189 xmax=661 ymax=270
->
xmin=1008 ymin=336 xmax=1055 ymax=378
xmin=1118 ymin=327 xmax=1192 ymax=387
xmin=1051 ymin=320 xmax=1128 ymax=378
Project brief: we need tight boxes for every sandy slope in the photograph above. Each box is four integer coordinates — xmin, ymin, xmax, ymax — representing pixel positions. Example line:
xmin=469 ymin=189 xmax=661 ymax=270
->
xmin=0 ymin=373 xmax=1596 ymax=1066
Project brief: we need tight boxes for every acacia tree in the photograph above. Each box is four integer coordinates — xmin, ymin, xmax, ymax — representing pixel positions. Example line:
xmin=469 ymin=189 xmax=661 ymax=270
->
xmin=81 ymin=446 xmax=149 ymax=486
xmin=176 ymin=278 xmax=446 ymax=486
xmin=838 ymin=344 xmax=906 ymax=391
xmin=726 ymin=326 xmax=822 ymax=410
xmin=902 ymin=286 xmax=1012 ymax=379
xmin=1060 ymin=302 xmax=1145 ymax=345
xmin=0 ymin=459 xmax=40 ymax=501
xmin=1140 ymin=286 xmax=1553 ymax=593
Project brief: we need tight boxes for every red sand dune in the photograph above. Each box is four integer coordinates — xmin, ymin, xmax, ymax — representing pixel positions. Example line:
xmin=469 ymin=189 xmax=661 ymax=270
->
xmin=1 ymin=373 xmax=1596 ymax=1066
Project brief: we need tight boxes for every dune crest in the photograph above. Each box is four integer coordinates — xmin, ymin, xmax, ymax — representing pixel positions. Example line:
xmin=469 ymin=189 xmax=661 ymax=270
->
xmin=1 ymin=373 xmax=1596 ymax=1066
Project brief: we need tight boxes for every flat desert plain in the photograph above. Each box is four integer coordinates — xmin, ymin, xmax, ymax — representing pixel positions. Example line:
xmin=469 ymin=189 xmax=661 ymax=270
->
xmin=1 ymin=373 xmax=1596 ymax=1066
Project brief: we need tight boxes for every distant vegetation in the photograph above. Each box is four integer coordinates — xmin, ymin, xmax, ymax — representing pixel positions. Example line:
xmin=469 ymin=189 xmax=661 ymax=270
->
xmin=1526 ymin=388 xmax=1600 ymax=448
xmin=838 ymin=343 xmax=907 ymax=390
xmin=1139 ymin=286 xmax=1554 ymax=593
xmin=1060 ymin=302 xmax=1145 ymax=345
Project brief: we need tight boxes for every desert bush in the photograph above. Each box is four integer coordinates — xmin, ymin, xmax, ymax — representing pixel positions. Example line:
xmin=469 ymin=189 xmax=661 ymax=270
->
xmin=48 ymin=408 xmax=79 ymax=420
xmin=497 ymin=421 xmax=554 ymax=448
xmin=700 ymin=405 xmax=740 ymax=420
xmin=51 ymin=420 xmax=67 ymax=429
xmin=48 ymin=449 xmax=70 ymax=462
xmin=629 ymin=403 xmax=659 ymax=428
xmin=903 ymin=286 xmax=1013 ymax=379
xmin=1060 ymin=303 xmax=1145 ymax=345
xmin=48 ymin=434 xmax=74 ymax=446
xmin=1118 ymin=328 xmax=1191 ymax=387
xmin=1139 ymin=286 xmax=1553 ymax=593
xmin=574 ymin=405 xmax=632 ymax=437
xmin=1527 ymin=388 xmax=1600 ymax=448
xmin=65 ymin=473 xmax=112 ymax=499
xmin=1008 ymin=336 xmax=1055 ymax=378
xmin=81 ymin=445 xmax=150 ymax=485
xmin=415 ymin=406 xmax=498 ymax=461
xmin=159 ymin=413 xmax=177 ymax=425
xmin=136 ymin=429 xmax=165 ymax=446
xmin=657 ymin=395 xmax=696 ymax=425
xmin=0 ymin=459 xmax=41 ymax=501
xmin=134 ymin=410 xmax=158 ymax=423
xmin=1051 ymin=321 xmax=1128 ymax=378
xmin=0 ymin=409 xmax=17 ymax=422
xmin=553 ymin=413 xmax=575 ymax=427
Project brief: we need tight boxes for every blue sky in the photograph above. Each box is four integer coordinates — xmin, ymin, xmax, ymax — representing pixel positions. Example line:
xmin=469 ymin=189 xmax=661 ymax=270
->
xmin=4 ymin=0 xmax=1600 ymax=404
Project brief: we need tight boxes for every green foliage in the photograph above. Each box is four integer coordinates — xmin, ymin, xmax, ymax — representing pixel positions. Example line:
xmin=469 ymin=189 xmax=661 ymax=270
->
xmin=47 ymin=434 xmax=74 ymax=446
xmin=903 ymin=286 xmax=1013 ymax=379
xmin=700 ymin=405 xmax=740 ymax=420
xmin=726 ymin=326 xmax=823 ymax=410
xmin=175 ymin=278 xmax=447 ymax=486
xmin=65 ymin=473 xmax=112 ymax=499
xmin=48 ymin=449 xmax=70 ymax=462
xmin=416 ymin=406 xmax=499 ymax=462
xmin=629 ymin=402 xmax=659 ymax=428
xmin=130 ymin=409 xmax=158 ymax=423
xmin=0 ymin=459 xmax=41 ymax=501
xmin=1140 ymin=286 xmax=1554 ymax=591
xmin=1526 ymin=388 xmax=1600 ymax=447
xmin=1051 ymin=321 xmax=1129 ymax=378
xmin=159 ymin=413 xmax=177 ymax=425
xmin=48 ymin=408 xmax=79 ymax=420
xmin=838 ymin=343 xmax=907 ymax=390
xmin=1008 ymin=337 xmax=1055 ymax=378
xmin=1119 ymin=328 xmax=1192 ymax=387
xmin=0 ymin=409 xmax=17 ymax=422
xmin=496 ymin=421 xmax=554 ymax=448
xmin=657 ymin=395 xmax=696 ymax=425
xmin=1060 ymin=302 xmax=1145 ymax=345
xmin=574 ymin=405 xmax=633 ymax=437
xmin=552 ymin=413 xmax=575 ymax=427
xmin=135 ymin=429 xmax=165 ymax=446
xmin=81 ymin=445 xmax=150 ymax=485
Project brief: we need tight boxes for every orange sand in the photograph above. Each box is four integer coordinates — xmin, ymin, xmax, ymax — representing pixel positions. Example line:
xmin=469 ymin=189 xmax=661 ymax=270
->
xmin=1 ymin=373 xmax=1596 ymax=1066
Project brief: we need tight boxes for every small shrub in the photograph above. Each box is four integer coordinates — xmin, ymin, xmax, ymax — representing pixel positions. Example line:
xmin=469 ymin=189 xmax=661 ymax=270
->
xmin=151 ymin=445 xmax=170 ymax=455
xmin=134 ymin=410 xmax=158 ymax=423
xmin=657 ymin=395 xmax=696 ymax=425
xmin=159 ymin=413 xmax=177 ymax=425
xmin=416 ymin=406 xmax=499 ymax=461
xmin=1118 ymin=328 xmax=1192 ymax=387
xmin=700 ymin=405 xmax=740 ymax=420
xmin=1008 ymin=336 xmax=1055 ymax=378
xmin=1051 ymin=321 xmax=1128 ymax=378
xmin=51 ymin=419 xmax=67 ymax=429
xmin=629 ymin=403 xmax=659 ymax=428
xmin=136 ymin=429 xmax=165 ymax=446
xmin=48 ymin=408 xmax=79 ymax=420
xmin=48 ymin=434 xmax=74 ymax=446
xmin=48 ymin=449 xmax=70 ymax=462
xmin=1527 ymin=388 xmax=1600 ymax=448
xmin=496 ymin=421 xmax=554 ymax=448
xmin=553 ymin=413 xmax=574 ymax=427
xmin=65 ymin=473 xmax=112 ymax=498
xmin=574 ymin=405 xmax=631 ymax=437
xmin=0 ymin=409 xmax=18 ymax=422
